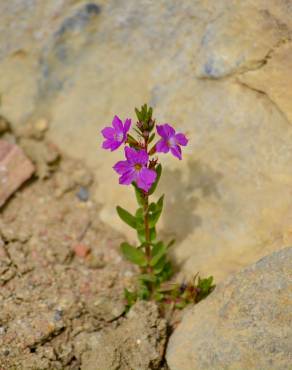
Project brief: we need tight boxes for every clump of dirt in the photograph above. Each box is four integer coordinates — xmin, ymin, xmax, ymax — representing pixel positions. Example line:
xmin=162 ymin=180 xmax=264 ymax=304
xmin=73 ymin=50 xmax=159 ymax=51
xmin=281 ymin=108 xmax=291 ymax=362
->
xmin=79 ymin=301 xmax=168 ymax=370
xmin=0 ymin=131 xmax=168 ymax=369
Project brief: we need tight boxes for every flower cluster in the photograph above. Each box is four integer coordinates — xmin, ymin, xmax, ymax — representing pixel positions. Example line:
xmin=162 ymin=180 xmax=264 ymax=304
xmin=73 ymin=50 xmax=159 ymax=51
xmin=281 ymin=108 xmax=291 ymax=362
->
xmin=99 ymin=105 xmax=214 ymax=311
xmin=101 ymin=107 xmax=188 ymax=192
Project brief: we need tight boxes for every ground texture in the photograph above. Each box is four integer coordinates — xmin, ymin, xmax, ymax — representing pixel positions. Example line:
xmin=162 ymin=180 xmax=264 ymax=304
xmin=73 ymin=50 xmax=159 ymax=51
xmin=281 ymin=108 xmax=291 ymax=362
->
xmin=0 ymin=139 xmax=168 ymax=369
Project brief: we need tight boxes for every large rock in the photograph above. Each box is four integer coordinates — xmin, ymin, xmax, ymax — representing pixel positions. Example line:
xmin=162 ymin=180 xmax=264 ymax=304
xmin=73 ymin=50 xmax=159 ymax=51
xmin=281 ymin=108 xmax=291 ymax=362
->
xmin=238 ymin=42 xmax=292 ymax=123
xmin=0 ymin=0 xmax=292 ymax=280
xmin=166 ymin=247 xmax=292 ymax=370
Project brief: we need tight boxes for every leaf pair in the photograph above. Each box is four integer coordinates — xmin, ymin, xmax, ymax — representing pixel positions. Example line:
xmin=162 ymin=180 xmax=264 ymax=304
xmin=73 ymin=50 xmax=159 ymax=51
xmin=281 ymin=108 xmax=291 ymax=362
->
xmin=117 ymin=188 xmax=164 ymax=245
xmin=120 ymin=240 xmax=172 ymax=281
xmin=137 ymin=227 xmax=156 ymax=243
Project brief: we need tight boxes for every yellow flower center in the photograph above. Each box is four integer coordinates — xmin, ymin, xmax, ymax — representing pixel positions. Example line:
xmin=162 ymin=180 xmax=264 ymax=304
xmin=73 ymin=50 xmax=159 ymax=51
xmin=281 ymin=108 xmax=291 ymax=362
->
xmin=135 ymin=164 xmax=142 ymax=171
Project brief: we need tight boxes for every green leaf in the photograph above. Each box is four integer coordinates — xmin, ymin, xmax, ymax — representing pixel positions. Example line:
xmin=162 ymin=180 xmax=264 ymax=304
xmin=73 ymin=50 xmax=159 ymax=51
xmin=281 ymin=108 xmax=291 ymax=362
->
xmin=150 ymin=242 xmax=167 ymax=266
xmin=153 ymin=255 xmax=167 ymax=274
xmin=148 ymin=133 xmax=155 ymax=144
xmin=120 ymin=242 xmax=147 ymax=266
xmin=137 ymin=242 xmax=147 ymax=249
xmin=148 ymin=202 xmax=156 ymax=212
xmin=197 ymin=276 xmax=215 ymax=301
xmin=149 ymin=195 xmax=164 ymax=228
xmin=138 ymin=274 xmax=156 ymax=283
xmin=137 ymin=282 xmax=150 ymax=300
xmin=133 ymin=127 xmax=143 ymax=136
xmin=198 ymin=276 xmax=213 ymax=291
xmin=116 ymin=206 xmax=136 ymax=229
xmin=137 ymin=228 xmax=145 ymax=243
xmin=135 ymin=207 xmax=144 ymax=221
xmin=148 ymin=107 xmax=153 ymax=120
xmin=136 ymin=223 xmax=145 ymax=234
xmin=142 ymin=104 xmax=147 ymax=119
xmin=157 ymin=194 xmax=164 ymax=208
xmin=127 ymin=133 xmax=137 ymax=144
xmin=153 ymin=292 xmax=164 ymax=302
xmin=137 ymin=227 xmax=156 ymax=243
xmin=135 ymin=107 xmax=142 ymax=122
xmin=148 ymin=164 xmax=162 ymax=195
xmin=150 ymin=227 xmax=156 ymax=242
xmin=124 ymin=288 xmax=137 ymax=308
xmin=133 ymin=184 xmax=144 ymax=206
xmin=159 ymin=261 xmax=173 ymax=282
xmin=175 ymin=301 xmax=187 ymax=309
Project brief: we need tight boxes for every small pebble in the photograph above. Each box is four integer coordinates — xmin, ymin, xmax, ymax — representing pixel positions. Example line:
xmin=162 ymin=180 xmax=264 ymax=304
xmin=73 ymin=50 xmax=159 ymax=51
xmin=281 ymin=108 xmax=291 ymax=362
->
xmin=54 ymin=309 xmax=63 ymax=322
xmin=34 ymin=118 xmax=49 ymax=132
xmin=76 ymin=187 xmax=89 ymax=202
xmin=0 ymin=326 xmax=6 ymax=335
xmin=73 ymin=243 xmax=90 ymax=258
xmin=72 ymin=168 xmax=93 ymax=187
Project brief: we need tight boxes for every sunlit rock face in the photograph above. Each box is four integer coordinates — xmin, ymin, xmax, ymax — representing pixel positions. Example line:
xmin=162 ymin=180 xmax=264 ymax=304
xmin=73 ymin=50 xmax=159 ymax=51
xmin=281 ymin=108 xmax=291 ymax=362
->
xmin=166 ymin=247 xmax=292 ymax=370
xmin=0 ymin=0 xmax=292 ymax=281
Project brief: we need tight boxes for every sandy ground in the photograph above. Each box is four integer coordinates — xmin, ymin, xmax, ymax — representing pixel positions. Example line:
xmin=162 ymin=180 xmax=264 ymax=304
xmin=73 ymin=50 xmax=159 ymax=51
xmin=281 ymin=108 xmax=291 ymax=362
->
xmin=0 ymin=133 xmax=169 ymax=369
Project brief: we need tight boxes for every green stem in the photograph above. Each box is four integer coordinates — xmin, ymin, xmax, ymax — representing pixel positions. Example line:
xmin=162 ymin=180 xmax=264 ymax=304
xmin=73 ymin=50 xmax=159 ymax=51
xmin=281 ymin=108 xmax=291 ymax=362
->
xmin=143 ymin=195 xmax=151 ymax=261
xmin=143 ymin=193 xmax=155 ymax=296
xmin=143 ymin=133 xmax=150 ymax=263
xmin=142 ymin=132 xmax=154 ymax=293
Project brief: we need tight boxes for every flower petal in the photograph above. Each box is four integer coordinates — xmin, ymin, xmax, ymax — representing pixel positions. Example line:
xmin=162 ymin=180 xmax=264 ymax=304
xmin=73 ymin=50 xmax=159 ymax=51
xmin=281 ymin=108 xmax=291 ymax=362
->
xmin=119 ymin=169 xmax=136 ymax=185
xmin=101 ymin=127 xmax=115 ymax=139
xmin=123 ymin=118 xmax=131 ymax=134
xmin=137 ymin=167 xmax=157 ymax=192
xmin=175 ymin=133 xmax=188 ymax=146
xmin=135 ymin=149 xmax=148 ymax=166
xmin=102 ymin=139 xmax=120 ymax=151
xmin=157 ymin=124 xmax=175 ymax=139
xmin=112 ymin=115 xmax=124 ymax=132
xmin=170 ymin=145 xmax=182 ymax=160
xmin=102 ymin=139 xmax=112 ymax=150
xmin=125 ymin=146 xmax=139 ymax=164
xmin=113 ymin=160 xmax=132 ymax=175
xmin=156 ymin=139 xmax=169 ymax=153
xmin=112 ymin=141 xmax=123 ymax=151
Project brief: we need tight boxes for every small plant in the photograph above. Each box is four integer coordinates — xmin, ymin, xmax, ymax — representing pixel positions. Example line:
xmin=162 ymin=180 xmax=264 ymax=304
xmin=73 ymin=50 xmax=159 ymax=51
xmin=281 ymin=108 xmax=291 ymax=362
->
xmin=101 ymin=105 xmax=215 ymax=311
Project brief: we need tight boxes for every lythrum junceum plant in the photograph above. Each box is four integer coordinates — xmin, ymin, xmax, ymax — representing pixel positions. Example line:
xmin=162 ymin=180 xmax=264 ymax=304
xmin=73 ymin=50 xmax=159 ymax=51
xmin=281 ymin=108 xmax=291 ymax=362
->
xmin=101 ymin=104 xmax=215 ymax=311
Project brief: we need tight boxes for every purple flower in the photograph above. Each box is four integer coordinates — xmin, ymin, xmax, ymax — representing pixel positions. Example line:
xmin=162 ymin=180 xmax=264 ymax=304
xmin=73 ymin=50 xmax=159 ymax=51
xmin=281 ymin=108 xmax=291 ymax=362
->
xmin=101 ymin=115 xmax=131 ymax=151
xmin=156 ymin=124 xmax=188 ymax=160
xmin=113 ymin=147 xmax=157 ymax=192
